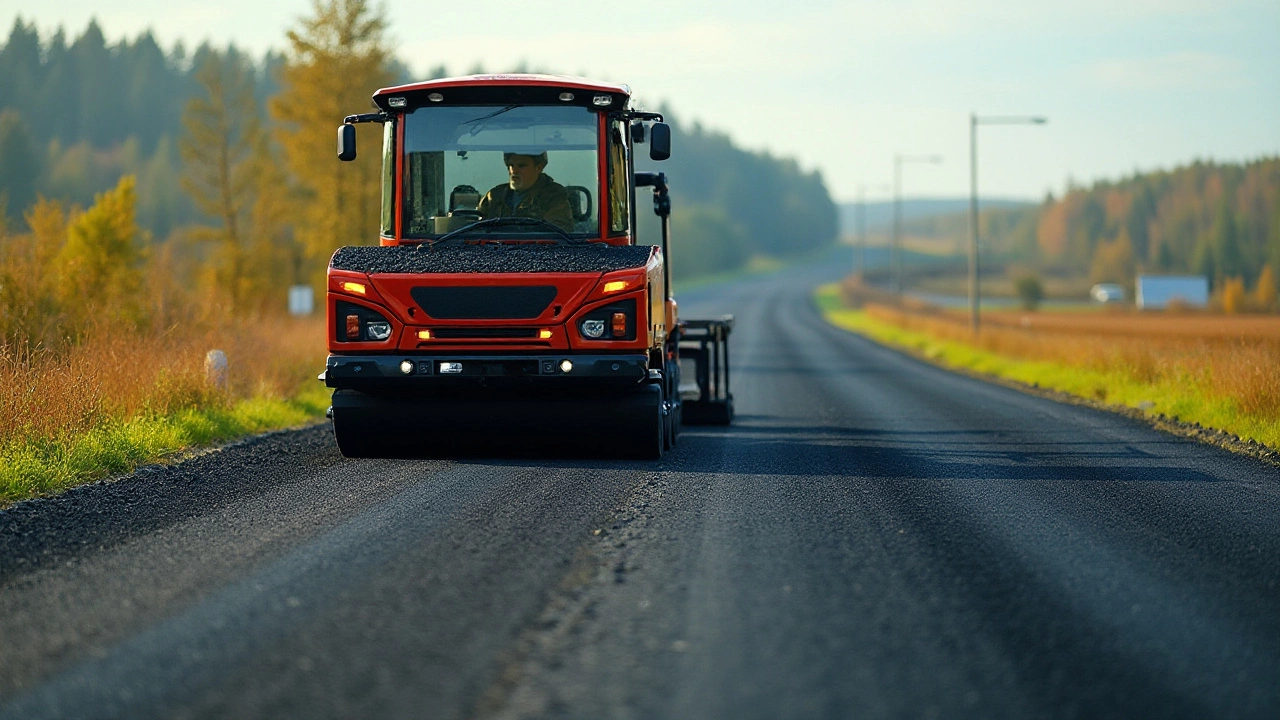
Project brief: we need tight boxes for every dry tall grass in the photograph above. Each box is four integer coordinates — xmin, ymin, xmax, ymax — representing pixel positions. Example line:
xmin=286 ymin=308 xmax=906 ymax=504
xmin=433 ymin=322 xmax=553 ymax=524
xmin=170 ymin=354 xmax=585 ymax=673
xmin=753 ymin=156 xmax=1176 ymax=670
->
xmin=840 ymin=278 xmax=1280 ymax=422
xmin=0 ymin=315 xmax=326 ymax=447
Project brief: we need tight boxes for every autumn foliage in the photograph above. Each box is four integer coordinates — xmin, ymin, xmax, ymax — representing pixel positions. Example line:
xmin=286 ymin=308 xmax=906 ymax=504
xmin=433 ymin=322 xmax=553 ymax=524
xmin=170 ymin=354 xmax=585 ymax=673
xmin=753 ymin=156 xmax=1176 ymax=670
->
xmin=271 ymin=0 xmax=394 ymax=289
xmin=1021 ymin=159 xmax=1280 ymax=305
xmin=0 ymin=2 xmax=395 ymax=454
xmin=0 ymin=174 xmax=326 ymax=450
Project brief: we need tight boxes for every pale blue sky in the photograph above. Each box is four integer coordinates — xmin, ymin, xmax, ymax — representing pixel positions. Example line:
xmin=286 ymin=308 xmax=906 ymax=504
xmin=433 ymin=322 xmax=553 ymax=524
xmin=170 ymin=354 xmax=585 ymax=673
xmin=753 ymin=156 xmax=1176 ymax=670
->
xmin=4 ymin=0 xmax=1277 ymax=202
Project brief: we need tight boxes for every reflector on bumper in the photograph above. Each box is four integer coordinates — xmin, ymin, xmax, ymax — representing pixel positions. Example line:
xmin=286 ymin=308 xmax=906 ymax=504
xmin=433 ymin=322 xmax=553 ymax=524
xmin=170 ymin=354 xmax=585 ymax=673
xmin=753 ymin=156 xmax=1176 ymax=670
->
xmin=324 ymin=354 xmax=649 ymax=388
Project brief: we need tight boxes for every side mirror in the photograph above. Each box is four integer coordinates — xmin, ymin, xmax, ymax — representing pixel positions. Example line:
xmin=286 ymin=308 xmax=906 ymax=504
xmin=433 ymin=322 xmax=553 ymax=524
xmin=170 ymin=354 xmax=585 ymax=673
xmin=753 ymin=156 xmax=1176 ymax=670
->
xmin=337 ymin=124 xmax=356 ymax=161
xmin=649 ymin=122 xmax=671 ymax=161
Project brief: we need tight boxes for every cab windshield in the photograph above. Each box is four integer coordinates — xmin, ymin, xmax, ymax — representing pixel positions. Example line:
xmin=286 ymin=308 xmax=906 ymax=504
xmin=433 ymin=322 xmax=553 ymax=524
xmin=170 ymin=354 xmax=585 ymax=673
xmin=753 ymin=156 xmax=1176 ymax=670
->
xmin=400 ymin=104 xmax=600 ymax=239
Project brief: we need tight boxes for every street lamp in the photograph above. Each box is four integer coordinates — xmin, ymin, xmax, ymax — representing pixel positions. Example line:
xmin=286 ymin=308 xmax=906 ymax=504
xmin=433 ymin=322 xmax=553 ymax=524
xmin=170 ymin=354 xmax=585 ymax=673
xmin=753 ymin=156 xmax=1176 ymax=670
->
xmin=893 ymin=154 xmax=942 ymax=300
xmin=969 ymin=114 xmax=1047 ymax=333
xmin=855 ymin=183 xmax=891 ymax=283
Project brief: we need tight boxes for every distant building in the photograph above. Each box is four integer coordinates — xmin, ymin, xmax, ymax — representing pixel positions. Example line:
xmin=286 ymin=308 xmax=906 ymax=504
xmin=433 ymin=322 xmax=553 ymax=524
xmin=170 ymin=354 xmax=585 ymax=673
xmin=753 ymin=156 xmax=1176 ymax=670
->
xmin=1136 ymin=275 xmax=1209 ymax=310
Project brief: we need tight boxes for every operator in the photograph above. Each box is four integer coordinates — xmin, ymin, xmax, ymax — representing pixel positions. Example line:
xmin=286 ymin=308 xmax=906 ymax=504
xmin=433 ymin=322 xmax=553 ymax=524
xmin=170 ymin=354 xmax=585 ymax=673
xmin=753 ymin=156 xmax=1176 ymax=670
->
xmin=477 ymin=151 xmax=574 ymax=231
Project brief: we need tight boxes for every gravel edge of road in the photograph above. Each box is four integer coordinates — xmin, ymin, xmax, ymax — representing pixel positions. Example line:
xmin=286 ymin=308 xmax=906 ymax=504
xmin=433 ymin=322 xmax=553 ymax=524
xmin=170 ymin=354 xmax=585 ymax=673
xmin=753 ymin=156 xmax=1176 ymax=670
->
xmin=0 ymin=420 xmax=331 ymax=515
xmin=0 ymin=421 xmax=334 ymax=582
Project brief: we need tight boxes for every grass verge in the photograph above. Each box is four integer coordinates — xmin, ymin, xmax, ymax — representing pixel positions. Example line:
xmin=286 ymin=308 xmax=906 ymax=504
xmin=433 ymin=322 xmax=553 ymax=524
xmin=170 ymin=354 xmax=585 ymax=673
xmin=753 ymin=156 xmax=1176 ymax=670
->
xmin=0 ymin=384 xmax=330 ymax=507
xmin=815 ymin=284 xmax=1280 ymax=460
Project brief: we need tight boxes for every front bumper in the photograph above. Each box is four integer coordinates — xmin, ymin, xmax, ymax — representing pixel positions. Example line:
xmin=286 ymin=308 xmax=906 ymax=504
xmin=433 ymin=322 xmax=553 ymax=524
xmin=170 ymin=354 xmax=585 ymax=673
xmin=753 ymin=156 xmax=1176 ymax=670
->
xmin=322 ymin=353 xmax=650 ymax=390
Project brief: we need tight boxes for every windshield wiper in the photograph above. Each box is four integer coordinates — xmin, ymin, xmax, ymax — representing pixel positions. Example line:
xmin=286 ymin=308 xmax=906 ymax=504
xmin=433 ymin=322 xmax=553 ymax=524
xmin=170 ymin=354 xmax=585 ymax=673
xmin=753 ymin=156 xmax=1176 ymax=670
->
xmin=431 ymin=216 xmax=581 ymax=245
xmin=462 ymin=105 xmax=519 ymax=135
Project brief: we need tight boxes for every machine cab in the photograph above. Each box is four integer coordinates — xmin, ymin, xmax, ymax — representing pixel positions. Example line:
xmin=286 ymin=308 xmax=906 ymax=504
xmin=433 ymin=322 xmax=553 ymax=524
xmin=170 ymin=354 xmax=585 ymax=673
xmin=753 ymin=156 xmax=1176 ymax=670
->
xmin=338 ymin=75 xmax=670 ymax=248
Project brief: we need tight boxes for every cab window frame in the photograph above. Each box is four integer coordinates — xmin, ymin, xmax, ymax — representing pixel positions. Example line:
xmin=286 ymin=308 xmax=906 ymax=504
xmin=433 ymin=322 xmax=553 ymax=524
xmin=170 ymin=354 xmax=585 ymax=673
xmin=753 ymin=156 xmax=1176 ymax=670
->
xmin=607 ymin=118 xmax=631 ymax=237
xmin=397 ymin=104 xmax=601 ymax=239
xmin=380 ymin=118 xmax=397 ymax=237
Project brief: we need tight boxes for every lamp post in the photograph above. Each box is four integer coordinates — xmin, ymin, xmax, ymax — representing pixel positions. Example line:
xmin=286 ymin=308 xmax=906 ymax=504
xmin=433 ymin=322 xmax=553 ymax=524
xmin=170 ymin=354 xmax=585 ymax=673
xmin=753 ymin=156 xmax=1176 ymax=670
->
xmin=969 ymin=113 xmax=1047 ymax=333
xmin=855 ymin=183 xmax=891 ymax=284
xmin=893 ymin=154 xmax=942 ymax=301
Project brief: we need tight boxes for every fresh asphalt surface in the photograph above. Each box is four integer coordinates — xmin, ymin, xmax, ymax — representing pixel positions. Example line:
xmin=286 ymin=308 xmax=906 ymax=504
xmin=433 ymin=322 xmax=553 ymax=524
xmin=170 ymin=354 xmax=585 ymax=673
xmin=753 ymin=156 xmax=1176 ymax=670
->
xmin=2 ymin=249 xmax=1278 ymax=719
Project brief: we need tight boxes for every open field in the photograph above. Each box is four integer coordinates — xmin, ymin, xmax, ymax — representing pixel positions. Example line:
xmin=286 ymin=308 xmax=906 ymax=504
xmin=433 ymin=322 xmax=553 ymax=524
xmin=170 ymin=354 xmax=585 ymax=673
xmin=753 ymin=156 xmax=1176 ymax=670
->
xmin=819 ymin=279 xmax=1280 ymax=454
xmin=908 ymin=273 xmax=1095 ymax=302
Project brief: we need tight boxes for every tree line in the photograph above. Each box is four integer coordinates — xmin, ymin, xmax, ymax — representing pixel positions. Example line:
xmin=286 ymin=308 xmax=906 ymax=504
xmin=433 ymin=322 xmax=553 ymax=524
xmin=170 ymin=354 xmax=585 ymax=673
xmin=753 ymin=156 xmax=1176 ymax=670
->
xmin=0 ymin=17 xmax=286 ymax=240
xmin=0 ymin=8 xmax=839 ymax=334
xmin=1030 ymin=159 xmax=1280 ymax=292
xmin=636 ymin=120 xmax=837 ymax=276
xmin=898 ymin=158 xmax=1280 ymax=306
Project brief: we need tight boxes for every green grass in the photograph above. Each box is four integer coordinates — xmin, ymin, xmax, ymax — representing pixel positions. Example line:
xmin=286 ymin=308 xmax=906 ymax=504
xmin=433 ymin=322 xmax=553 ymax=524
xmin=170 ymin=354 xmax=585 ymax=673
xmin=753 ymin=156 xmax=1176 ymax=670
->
xmin=814 ymin=284 xmax=1280 ymax=452
xmin=0 ymin=384 xmax=331 ymax=506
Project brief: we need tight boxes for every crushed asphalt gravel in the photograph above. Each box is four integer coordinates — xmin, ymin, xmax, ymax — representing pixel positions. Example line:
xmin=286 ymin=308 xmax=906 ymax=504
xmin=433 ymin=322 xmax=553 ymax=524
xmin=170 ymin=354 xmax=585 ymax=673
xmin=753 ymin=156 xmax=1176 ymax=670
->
xmin=329 ymin=244 xmax=654 ymax=275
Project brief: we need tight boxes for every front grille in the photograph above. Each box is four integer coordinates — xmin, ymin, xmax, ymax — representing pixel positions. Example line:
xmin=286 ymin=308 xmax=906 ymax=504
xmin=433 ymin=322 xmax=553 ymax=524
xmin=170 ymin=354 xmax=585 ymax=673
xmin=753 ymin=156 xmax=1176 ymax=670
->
xmin=411 ymin=285 xmax=557 ymax=319
xmin=431 ymin=327 xmax=540 ymax=339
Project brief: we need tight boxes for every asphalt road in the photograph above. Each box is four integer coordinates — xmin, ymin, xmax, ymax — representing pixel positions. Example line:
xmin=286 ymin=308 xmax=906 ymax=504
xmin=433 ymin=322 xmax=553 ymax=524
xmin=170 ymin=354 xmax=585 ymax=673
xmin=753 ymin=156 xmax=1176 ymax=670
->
xmin=2 ymin=252 xmax=1278 ymax=719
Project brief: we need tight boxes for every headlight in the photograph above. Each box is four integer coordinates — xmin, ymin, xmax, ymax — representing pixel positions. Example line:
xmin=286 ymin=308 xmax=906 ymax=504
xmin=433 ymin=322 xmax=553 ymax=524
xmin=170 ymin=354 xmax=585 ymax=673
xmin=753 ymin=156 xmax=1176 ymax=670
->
xmin=336 ymin=301 xmax=393 ymax=343
xmin=576 ymin=300 xmax=636 ymax=341
xmin=366 ymin=321 xmax=392 ymax=341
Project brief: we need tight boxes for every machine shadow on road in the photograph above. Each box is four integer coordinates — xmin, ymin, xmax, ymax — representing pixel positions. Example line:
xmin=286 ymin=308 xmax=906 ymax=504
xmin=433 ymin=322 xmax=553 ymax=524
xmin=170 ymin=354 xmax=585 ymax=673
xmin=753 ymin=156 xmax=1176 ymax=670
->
xmin=650 ymin=418 xmax=1223 ymax=485
xmin=444 ymin=413 xmax=1224 ymax=486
